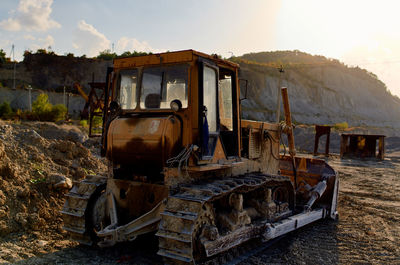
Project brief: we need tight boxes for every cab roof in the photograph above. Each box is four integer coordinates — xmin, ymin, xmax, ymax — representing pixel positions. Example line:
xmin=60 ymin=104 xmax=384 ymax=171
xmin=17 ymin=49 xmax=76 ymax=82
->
xmin=113 ymin=49 xmax=239 ymax=70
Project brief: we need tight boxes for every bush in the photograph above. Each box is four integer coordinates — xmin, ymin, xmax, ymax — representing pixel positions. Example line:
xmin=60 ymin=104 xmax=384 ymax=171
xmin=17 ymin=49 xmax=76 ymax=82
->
xmin=50 ymin=104 xmax=67 ymax=121
xmin=32 ymin=94 xmax=52 ymax=121
xmin=92 ymin=109 xmax=103 ymax=128
xmin=97 ymin=49 xmax=117 ymax=60
xmin=0 ymin=102 xmax=13 ymax=119
xmin=79 ymin=119 xmax=88 ymax=127
xmin=0 ymin=49 xmax=6 ymax=65
xmin=333 ymin=122 xmax=349 ymax=130
xmin=31 ymin=94 xmax=67 ymax=121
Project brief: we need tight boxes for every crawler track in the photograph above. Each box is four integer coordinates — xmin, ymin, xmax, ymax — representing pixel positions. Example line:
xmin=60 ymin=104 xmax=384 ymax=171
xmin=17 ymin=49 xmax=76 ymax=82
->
xmin=157 ymin=173 xmax=293 ymax=264
xmin=61 ymin=175 xmax=107 ymax=245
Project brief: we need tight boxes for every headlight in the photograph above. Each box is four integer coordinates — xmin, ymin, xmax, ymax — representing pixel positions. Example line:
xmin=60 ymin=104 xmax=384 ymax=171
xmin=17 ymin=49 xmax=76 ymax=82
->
xmin=170 ymin=99 xmax=182 ymax=112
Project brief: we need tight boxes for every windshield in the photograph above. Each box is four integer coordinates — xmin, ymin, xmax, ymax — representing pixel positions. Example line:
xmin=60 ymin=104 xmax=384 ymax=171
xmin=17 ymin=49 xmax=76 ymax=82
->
xmin=140 ymin=64 xmax=188 ymax=109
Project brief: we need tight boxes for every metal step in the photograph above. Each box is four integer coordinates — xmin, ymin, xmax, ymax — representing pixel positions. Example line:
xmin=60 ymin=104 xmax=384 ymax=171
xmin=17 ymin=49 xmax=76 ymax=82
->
xmin=157 ymin=248 xmax=192 ymax=263
xmin=65 ymin=192 xmax=91 ymax=200
xmin=172 ymin=194 xmax=209 ymax=202
xmin=60 ymin=210 xmax=84 ymax=218
xmin=63 ymin=226 xmax=85 ymax=234
xmin=160 ymin=210 xmax=198 ymax=221
xmin=156 ymin=229 xmax=192 ymax=243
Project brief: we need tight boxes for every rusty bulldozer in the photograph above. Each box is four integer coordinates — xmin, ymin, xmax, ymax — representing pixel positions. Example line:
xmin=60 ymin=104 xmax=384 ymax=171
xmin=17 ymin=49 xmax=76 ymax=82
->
xmin=62 ymin=50 xmax=338 ymax=264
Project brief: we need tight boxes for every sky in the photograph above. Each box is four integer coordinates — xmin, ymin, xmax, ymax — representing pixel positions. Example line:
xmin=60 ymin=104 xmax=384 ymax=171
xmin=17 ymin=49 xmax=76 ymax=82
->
xmin=1 ymin=0 xmax=400 ymax=96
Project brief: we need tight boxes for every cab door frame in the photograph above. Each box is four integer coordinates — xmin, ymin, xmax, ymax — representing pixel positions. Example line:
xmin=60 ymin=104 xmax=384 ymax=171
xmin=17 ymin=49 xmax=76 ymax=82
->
xmin=198 ymin=59 xmax=220 ymax=160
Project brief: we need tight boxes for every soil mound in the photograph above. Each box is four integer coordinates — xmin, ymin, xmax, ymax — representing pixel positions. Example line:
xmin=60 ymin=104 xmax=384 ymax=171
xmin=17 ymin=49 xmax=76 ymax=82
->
xmin=0 ymin=120 xmax=107 ymax=262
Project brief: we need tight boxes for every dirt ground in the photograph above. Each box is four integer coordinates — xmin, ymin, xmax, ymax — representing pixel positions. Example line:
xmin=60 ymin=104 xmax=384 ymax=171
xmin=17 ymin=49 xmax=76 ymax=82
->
xmin=241 ymin=152 xmax=400 ymax=265
xmin=0 ymin=121 xmax=399 ymax=264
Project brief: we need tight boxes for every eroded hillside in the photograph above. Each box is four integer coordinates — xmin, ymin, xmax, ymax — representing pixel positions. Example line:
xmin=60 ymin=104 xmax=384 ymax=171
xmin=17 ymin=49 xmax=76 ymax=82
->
xmin=235 ymin=51 xmax=400 ymax=135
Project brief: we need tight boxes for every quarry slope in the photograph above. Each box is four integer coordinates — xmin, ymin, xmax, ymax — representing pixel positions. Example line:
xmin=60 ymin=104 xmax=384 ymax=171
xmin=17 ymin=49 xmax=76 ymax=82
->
xmin=235 ymin=51 xmax=400 ymax=135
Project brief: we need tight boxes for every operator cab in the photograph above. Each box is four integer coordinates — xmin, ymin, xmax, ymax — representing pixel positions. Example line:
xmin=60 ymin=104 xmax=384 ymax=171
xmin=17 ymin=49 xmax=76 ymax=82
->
xmin=103 ymin=50 xmax=241 ymax=177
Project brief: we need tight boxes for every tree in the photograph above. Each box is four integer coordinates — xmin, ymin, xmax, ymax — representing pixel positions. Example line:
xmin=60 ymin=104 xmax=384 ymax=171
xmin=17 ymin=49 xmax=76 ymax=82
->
xmin=0 ymin=101 xmax=13 ymax=118
xmin=117 ymin=51 xmax=151 ymax=58
xmin=32 ymin=94 xmax=52 ymax=120
xmin=0 ymin=49 xmax=6 ymax=64
xmin=97 ymin=49 xmax=117 ymax=60
xmin=32 ymin=93 xmax=67 ymax=121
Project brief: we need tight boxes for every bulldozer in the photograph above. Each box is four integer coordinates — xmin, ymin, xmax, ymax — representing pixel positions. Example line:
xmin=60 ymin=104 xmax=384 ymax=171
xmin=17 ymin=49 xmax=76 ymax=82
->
xmin=62 ymin=50 xmax=339 ymax=264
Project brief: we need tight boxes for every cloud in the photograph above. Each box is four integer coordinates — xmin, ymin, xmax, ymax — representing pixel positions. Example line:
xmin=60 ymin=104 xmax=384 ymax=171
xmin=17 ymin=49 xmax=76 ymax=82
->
xmin=23 ymin=34 xmax=36 ymax=40
xmin=0 ymin=0 xmax=60 ymax=32
xmin=39 ymin=34 xmax=54 ymax=47
xmin=116 ymin=37 xmax=163 ymax=54
xmin=72 ymin=20 xmax=110 ymax=57
xmin=30 ymin=34 xmax=54 ymax=51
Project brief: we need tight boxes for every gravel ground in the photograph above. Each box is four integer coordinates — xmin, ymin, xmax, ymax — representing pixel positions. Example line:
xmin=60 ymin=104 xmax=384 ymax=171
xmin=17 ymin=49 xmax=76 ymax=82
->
xmin=241 ymin=152 xmax=400 ymax=265
xmin=2 ymin=152 xmax=400 ymax=264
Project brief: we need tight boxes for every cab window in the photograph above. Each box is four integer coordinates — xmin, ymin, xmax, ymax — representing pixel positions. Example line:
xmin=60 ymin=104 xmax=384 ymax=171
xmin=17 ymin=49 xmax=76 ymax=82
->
xmin=140 ymin=65 xmax=188 ymax=109
xmin=219 ymin=75 xmax=233 ymax=131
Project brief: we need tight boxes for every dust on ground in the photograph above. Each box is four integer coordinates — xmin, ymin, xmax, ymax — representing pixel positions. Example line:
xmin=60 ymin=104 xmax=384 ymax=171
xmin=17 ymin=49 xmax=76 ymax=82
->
xmin=0 ymin=120 xmax=399 ymax=264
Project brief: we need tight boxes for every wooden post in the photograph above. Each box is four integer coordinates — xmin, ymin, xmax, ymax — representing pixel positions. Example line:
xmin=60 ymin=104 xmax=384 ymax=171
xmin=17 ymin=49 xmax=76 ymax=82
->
xmin=340 ymin=135 xmax=348 ymax=158
xmin=378 ymin=136 xmax=385 ymax=160
xmin=281 ymin=87 xmax=297 ymax=190
xmin=314 ymin=125 xmax=331 ymax=156
xmin=325 ymin=128 xmax=330 ymax=156
xmin=281 ymin=87 xmax=295 ymax=157
xmin=313 ymin=129 xmax=319 ymax=156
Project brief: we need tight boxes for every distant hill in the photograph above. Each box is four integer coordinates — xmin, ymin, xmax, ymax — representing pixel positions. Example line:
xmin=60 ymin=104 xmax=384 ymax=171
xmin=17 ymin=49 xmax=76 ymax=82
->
xmin=233 ymin=51 xmax=400 ymax=135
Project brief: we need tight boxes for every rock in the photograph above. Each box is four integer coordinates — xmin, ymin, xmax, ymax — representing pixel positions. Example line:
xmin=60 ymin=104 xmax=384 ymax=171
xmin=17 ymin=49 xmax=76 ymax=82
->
xmin=51 ymin=152 xmax=70 ymax=166
xmin=48 ymin=173 xmax=65 ymax=184
xmin=53 ymin=177 xmax=72 ymax=190
xmin=0 ymin=209 xmax=8 ymax=218
xmin=38 ymin=208 xmax=51 ymax=221
xmin=73 ymin=167 xmax=86 ymax=179
xmin=49 ymin=173 xmax=72 ymax=190
xmin=67 ymin=130 xmax=88 ymax=143
xmin=0 ymin=141 xmax=5 ymax=159
xmin=73 ymin=143 xmax=90 ymax=158
xmin=0 ymin=190 xmax=5 ymax=206
xmin=29 ymin=213 xmax=45 ymax=230
xmin=37 ymin=240 xmax=48 ymax=247
xmin=0 ymin=220 xmax=8 ymax=235
xmin=71 ymin=160 xmax=80 ymax=169
xmin=24 ymin=129 xmax=42 ymax=140
xmin=16 ymin=187 xmax=30 ymax=198
xmin=0 ymin=163 xmax=16 ymax=179
xmin=66 ymin=151 xmax=74 ymax=160
xmin=15 ymin=212 xmax=28 ymax=227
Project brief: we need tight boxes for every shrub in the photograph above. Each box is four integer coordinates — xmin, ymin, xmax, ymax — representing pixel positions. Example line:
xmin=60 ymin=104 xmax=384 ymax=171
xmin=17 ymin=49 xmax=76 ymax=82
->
xmin=0 ymin=102 xmax=13 ymax=119
xmin=92 ymin=109 xmax=103 ymax=128
xmin=50 ymin=104 xmax=67 ymax=121
xmin=97 ymin=49 xmax=117 ymax=60
xmin=32 ymin=94 xmax=52 ymax=120
xmin=0 ymin=49 xmax=6 ymax=65
xmin=333 ymin=122 xmax=349 ymax=130
xmin=32 ymin=94 xmax=66 ymax=121
xmin=79 ymin=119 xmax=88 ymax=127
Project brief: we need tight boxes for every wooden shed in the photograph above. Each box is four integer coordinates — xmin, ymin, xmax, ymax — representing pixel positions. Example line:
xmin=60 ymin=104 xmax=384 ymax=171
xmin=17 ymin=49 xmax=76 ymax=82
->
xmin=340 ymin=134 xmax=385 ymax=160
